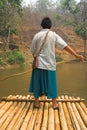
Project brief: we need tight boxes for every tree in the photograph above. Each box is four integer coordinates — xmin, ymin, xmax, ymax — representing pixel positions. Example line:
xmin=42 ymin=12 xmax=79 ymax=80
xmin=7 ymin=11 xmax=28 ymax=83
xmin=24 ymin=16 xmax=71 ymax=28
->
xmin=36 ymin=0 xmax=50 ymax=15
xmin=0 ymin=0 xmax=23 ymax=50
xmin=60 ymin=0 xmax=80 ymax=24
xmin=76 ymin=0 xmax=87 ymax=57
xmin=60 ymin=0 xmax=87 ymax=57
xmin=36 ymin=0 xmax=56 ymax=16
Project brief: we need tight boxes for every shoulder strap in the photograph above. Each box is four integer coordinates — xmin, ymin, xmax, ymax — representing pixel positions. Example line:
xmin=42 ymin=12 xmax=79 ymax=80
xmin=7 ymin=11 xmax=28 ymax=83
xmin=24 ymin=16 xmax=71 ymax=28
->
xmin=37 ymin=30 xmax=50 ymax=57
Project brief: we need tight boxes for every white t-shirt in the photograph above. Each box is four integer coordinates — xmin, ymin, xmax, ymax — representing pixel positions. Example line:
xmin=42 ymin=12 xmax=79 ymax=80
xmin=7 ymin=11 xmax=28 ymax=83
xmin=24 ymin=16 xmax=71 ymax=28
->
xmin=30 ymin=29 xmax=67 ymax=70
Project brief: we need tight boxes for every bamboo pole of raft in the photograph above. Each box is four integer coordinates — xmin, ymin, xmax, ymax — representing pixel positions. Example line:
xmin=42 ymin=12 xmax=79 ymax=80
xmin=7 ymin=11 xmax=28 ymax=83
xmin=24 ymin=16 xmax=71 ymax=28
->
xmin=79 ymin=101 xmax=87 ymax=115
xmin=58 ymin=97 xmax=68 ymax=130
xmin=69 ymin=96 xmax=87 ymax=130
xmin=0 ymin=101 xmax=13 ymax=121
xmin=41 ymin=102 xmax=49 ymax=130
xmin=64 ymin=96 xmax=76 ymax=130
xmin=20 ymin=102 xmax=34 ymax=130
xmin=11 ymin=96 xmax=28 ymax=130
xmin=2 ymin=97 xmax=85 ymax=102
xmin=61 ymin=96 xmax=74 ymax=130
xmin=0 ymin=101 xmax=6 ymax=109
xmin=75 ymin=98 xmax=87 ymax=126
xmin=26 ymin=106 xmax=38 ymax=130
xmin=6 ymin=96 xmax=26 ymax=130
xmin=12 ymin=102 xmax=30 ymax=130
xmin=0 ymin=95 xmax=14 ymax=118
xmin=65 ymin=96 xmax=81 ymax=130
xmin=54 ymin=105 xmax=60 ymax=130
xmin=0 ymin=101 xmax=18 ymax=130
xmin=48 ymin=102 xmax=55 ymax=130
xmin=0 ymin=96 xmax=19 ymax=128
xmin=77 ymin=97 xmax=87 ymax=114
xmin=34 ymin=102 xmax=44 ymax=130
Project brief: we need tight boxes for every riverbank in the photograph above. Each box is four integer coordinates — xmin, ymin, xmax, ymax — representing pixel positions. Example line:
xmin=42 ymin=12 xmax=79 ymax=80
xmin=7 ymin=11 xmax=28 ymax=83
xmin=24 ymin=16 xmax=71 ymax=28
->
xmin=0 ymin=46 xmax=86 ymax=70
xmin=0 ymin=63 xmax=20 ymax=70
xmin=0 ymin=26 xmax=86 ymax=70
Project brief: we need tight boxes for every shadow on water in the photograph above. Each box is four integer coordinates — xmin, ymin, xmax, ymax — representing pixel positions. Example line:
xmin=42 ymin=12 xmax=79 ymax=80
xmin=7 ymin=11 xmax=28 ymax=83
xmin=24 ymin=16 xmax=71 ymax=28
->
xmin=0 ymin=62 xmax=87 ymax=103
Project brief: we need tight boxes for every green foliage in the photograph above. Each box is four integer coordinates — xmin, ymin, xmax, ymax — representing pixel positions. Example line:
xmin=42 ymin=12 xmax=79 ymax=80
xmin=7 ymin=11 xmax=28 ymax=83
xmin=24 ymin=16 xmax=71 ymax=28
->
xmin=0 ymin=49 xmax=25 ymax=66
xmin=10 ymin=28 xmax=18 ymax=35
xmin=60 ymin=0 xmax=79 ymax=14
xmin=0 ymin=28 xmax=18 ymax=36
xmin=5 ymin=50 xmax=13 ymax=57
xmin=60 ymin=0 xmax=87 ymax=56
xmin=36 ymin=0 xmax=55 ymax=15
xmin=7 ymin=55 xmax=16 ymax=64
xmin=64 ymin=20 xmax=75 ymax=26
xmin=16 ymin=54 xmax=25 ymax=64
xmin=75 ymin=23 xmax=86 ymax=38
xmin=0 ymin=58 xmax=7 ymax=65
xmin=55 ymin=14 xmax=61 ymax=21
xmin=60 ymin=0 xmax=86 ymax=37
xmin=56 ymin=55 xmax=63 ymax=62
xmin=0 ymin=0 xmax=22 ymax=37
xmin=0 ymin=0 xmax=22 ymax=15
xmin=7 ymin=49 xmax=25 ymax=65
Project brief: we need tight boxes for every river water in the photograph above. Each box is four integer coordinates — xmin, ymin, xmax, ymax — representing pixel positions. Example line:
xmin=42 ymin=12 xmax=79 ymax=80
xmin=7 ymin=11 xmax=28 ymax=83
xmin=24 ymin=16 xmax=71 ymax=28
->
xmin=0 ymin=62 xmax=87 ymax=103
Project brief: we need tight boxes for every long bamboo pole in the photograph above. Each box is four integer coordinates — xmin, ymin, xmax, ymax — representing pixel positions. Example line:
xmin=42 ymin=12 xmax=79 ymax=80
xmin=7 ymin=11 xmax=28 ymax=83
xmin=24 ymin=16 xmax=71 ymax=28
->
xmin=65 ymin=97 xmax=76 ymax=130
xmin=34 ymin=102 xmax=44 ymax=130
xmin=48 ymin=102 xmax=55 ymax=130
xmin=0 ymin=101 xmax=13 ymax=119
xmin=11 ymin=96 xmax=27 ymax=130
xmin=54 ymin=107 xmax=60 ymax=130
xmin=77 ymin=97 xmax=87 ymax=115
xmin=1 ymin=97 xmax=85 ymax=102
xmin=0 ymin=102 xmax=18 ymax=130
xmin=61 ymin=96 xmax=74 ymax=130
xmin=58 ymin=97 xmax=68 ymax=130
xmin=65 ymin=96 xmax=81 ymax=130
xmin=26 ymin=106 xmax=38 ymax=130
xmin=0 ymin=101 xmax=6 ymax=109
xmin=6 ymin=96 xmax=26 ymax=130
xmin=41 ymin=102 xmax=49 ymax=130
xmin=20 ymin=102 xmax=34 ymax=130
xmin=75 ymin=100 xmax=87 ymax=126
xmin=0 ymin=94 xmax=14 ymax=119
xmin=13 ymin=102 xmax=30 ymax=130
xmin=69 ymin=97 xmax=87 ymax=130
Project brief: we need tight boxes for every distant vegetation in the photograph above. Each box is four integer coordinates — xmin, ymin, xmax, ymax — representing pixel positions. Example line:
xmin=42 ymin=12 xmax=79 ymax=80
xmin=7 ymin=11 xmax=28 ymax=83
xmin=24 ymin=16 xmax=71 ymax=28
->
xmin=56 ymin=55 xmax=63 ymax=62
xmin=0 ymin=49 xmax=25 ymax=66
xmin=0 ymin=0 xmax=87 ymax=68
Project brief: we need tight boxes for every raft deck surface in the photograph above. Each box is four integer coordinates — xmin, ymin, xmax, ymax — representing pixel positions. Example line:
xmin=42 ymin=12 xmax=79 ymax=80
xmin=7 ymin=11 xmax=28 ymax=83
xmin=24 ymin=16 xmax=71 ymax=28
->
xmin=0 ymin=95 xmax=87 ymax=130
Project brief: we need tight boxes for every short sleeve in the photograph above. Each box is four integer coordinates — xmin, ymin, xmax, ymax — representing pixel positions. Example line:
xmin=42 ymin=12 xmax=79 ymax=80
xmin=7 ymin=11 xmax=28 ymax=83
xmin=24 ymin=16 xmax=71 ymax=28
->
xmin=55 ymin=32 xmax=67 ymax=50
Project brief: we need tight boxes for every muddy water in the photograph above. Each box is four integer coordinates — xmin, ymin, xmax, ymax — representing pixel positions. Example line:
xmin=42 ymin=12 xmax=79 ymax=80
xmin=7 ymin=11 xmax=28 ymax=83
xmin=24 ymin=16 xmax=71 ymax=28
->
xmin=57 ymin=62 xmax=87 ymax=103
xmin=0 ymin=62 xmax=87 ymax=103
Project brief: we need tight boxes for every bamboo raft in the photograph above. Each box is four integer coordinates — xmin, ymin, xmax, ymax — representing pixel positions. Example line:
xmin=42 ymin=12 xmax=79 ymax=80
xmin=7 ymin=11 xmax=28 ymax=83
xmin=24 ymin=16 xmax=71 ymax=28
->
xmin=0 ymin=95 xmax=87 ymax=130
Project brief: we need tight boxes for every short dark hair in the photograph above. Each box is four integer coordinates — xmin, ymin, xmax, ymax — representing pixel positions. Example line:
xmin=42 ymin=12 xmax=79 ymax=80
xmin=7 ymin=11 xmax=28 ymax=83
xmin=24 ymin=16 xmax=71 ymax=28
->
xmin=41 ymin=17 xmax=52 ymax=29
